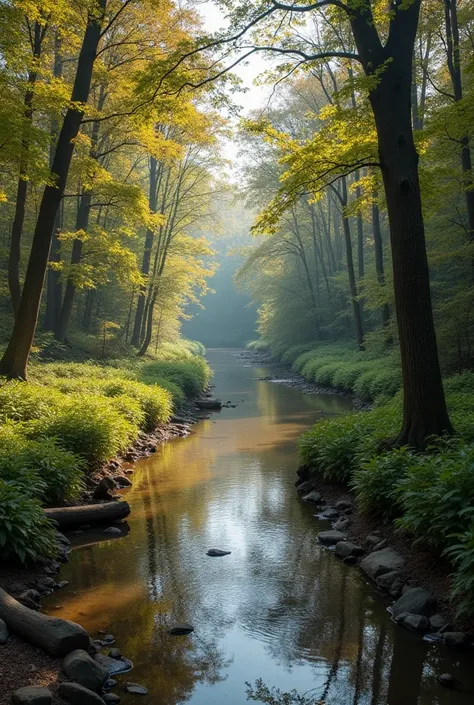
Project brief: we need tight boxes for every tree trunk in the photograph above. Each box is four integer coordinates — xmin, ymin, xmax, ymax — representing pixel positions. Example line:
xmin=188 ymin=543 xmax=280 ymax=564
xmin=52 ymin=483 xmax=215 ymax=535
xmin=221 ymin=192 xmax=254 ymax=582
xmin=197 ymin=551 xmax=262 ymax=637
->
xmin=372 ymin=196 xmax=390 ymax=327
xmin=8 ymin=22 xmax=43 ymax=318
xmin=351 ymin=1 xmax=453 ymax=445
xmin=44 ymin=501 xmax=130 ymax=528
xmin=0 ymin=0 xmax=106 ymax=379
xmin=340 ymin=178 xmax=364 ymax=349
xmin=131 ymin=156 xmax=159 ymax=347
xmin=137 ymin=289 xmax=157 ymax=356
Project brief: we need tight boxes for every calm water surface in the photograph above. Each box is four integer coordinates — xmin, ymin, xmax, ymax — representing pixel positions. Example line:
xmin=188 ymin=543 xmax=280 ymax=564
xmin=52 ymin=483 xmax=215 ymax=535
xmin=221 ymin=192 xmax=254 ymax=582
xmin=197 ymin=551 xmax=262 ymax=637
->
xmin=45 ymin=350 xmax=474 ymax=705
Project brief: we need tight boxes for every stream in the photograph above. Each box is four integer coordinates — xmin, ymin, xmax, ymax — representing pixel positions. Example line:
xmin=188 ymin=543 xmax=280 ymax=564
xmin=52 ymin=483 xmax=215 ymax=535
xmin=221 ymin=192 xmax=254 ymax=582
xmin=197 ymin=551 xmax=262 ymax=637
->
xmin=44 ymin=349 xmax=474 ymax=705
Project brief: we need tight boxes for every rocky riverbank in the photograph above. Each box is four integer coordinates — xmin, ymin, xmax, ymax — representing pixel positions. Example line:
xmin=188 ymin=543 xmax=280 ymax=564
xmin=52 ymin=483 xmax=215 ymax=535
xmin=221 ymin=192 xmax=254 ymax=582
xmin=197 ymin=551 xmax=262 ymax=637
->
xmin=295 ymin=469 xmax=474 ymax=665
xmin=0 ymin=394 xmax=216 ymax=705
xmin=233 ymin=349 xmax=371 ymax=410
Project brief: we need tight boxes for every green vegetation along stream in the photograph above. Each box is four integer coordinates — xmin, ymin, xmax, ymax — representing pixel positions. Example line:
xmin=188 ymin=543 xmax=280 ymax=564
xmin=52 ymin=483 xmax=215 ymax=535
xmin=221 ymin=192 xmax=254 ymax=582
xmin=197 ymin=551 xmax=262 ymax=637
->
xmin=44 ymin=350 xmax=474 ymax=705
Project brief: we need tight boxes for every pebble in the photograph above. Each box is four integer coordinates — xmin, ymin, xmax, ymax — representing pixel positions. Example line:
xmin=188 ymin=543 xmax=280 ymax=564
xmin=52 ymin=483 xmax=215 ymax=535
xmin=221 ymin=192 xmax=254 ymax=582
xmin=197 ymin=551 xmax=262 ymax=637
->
xmin=123 ymin=683 xmax=148 ymax=695
xmin=109 ymin=648 xmax=121 ymax=659
xmin=0 ymin=617 xmax=9 ymax=645
xmin=103 ymin=527 xmax=122 ymax=536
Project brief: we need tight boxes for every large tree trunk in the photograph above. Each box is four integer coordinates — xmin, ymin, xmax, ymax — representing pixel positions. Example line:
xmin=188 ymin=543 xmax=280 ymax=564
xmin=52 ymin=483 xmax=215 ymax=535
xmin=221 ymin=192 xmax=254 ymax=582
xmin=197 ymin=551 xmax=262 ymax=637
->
xmin=351 ymin=0 xmax=453 ymax=446
xmin=44 ymin=500 xmax=130 ymax=528
xmin=0 ymin=0 xmax=106 ymax=379
xmin=8 ymin=22 xmax=44 ymax=318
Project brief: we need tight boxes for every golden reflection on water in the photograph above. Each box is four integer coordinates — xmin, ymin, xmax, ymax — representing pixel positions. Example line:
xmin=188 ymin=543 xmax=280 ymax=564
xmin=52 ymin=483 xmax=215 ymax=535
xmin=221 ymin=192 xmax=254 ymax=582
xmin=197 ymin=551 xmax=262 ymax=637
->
xmin=45 ymin=351 xmax=474 ymax=705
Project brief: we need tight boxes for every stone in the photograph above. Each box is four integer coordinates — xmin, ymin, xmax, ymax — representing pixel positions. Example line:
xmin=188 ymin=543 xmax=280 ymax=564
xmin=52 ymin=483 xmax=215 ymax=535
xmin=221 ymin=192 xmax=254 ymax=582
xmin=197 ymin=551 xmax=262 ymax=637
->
xmin=17 ymin=594 xmax=40 ymax=610
xmin=104 ymin=680 xmax=117 ymax=690
xmin=343 ymin=556 xmax=358 ymax=566
xmin=58 ymin=580 xmax=69 ymax=589
xmin=206 ymin=549 xmax=231 ymax=557
xmin=375 ymin=571 xmax=404 ymax=597
xmin=94 ymin=477 xmax=116 ymax=500
xmin=360 ymin=548 xmax=405 ymax=581
xmin=317 ymin=530 xmax=347 ymax=546
xmin=429 ymin=614 xmax=451 ymax=632
xmin=0 ymin=617 xmax=9 ymax=644
xmin=123 ymin=684 xmax=148 ymax=695
xmin=333 ymin=517 xmax=351 ymax=532
xmin=9 ymin=581 xmax=27 ymax=595
xmin=374 ymin=539 xmax=388 ymax=551
xmin=438 ymin=673 xmax=454 ymax=687
xmin=11 ymin=687 xmax=52 ymax=705
xmin=63 ymin=649 xmax=109 ymax=692
xmin=167 ymin=624 xmax=194 ymax=635
xmin=103 ymin=695 xmax=121 ymax=704
xmin=365 ymin=534 xmax=382 ymax=549
xmin=392 ymin=588 xmax=436 ymax=618
xmin=335 ymin=499 xmax=352 ymax=510
xmin=94 ymin=653 xmax=132 ymax=675
xmin=102 ymin=634 xmax=115 ymax=643
xmin=395 ymin=612 xmax=429 ymax=632
xmin=56 ymin=531 xmax=70 ymax=546
xmin=302 ymin=491 xmax=322 ymax=504
xmin=320 ymin=508 xmax=339 ymax=520
xmin=443 ymin=632 xmax=467 ymax=648
xmin=115 ymin=475 xmax=132 ymax=487
xmin=36 ymin=580 xmax=57 ymax=594
xmin=335 ymin=541 xmax=363 ymax=559
xmin=296 ymin=480 xmax=314 ymax=494
xmin=108 ymin=648 xmax=121 ymax=659
xmin=19 ymin=589 xmax=42 ymax=603
xmin=58 ymin=683 xmax=105 ymax=705
xmin=103 ymin=527 xmax=122 ymax=536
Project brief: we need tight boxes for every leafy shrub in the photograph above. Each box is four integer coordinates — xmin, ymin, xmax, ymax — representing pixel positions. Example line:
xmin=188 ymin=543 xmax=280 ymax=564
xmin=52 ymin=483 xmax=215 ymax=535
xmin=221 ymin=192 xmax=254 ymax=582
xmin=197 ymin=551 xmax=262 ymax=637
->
xmin=246 ymin=340 xmax=270 ymax=351
xmin=0 ymin=381 xmax=65 ymax=422
xmin=140 ymin=357 xmax=211 ymax=398
xmin=352 ymin=447 xmax=415 ymax=519
xmin=444 ymin=515 xmax=474 ymax=617
xmin=38 ymin=394 xmax=136 ymax=466
xmin=0 ymin=480 xmax=57 ymax=563
xmin=0 ymin=437 xmax=84 ymax=504
xmin=395 ymin=441 xmax=474 ymax=550
xmin=299 ymin=413 xmax=364 ymax=482
xmin=103 ymin=380 xmax=172 ymax=430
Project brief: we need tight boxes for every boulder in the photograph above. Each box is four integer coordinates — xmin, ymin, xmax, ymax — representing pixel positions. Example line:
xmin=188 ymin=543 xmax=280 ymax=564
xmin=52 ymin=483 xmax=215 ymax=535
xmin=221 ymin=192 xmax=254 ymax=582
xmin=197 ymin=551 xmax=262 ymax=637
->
xmin=374 ymin=539 xmax=388 ymax=551
xmin=343 ymin=556 xmax=358 ymax=566
xmin=319 ymin=508 xmax=339 ymax=520
xmin=335 ymin=499 xmax=352 ymax=510
xmin=429 ymin=614 xmax=451 ymax=632
xmin=0 ymin=617 xmax=9 ymax=644
xmin=115 ymin=476 xmax=132 ymax=488
xmin=58 ymin=683 xmax=105 ymax=705
xmin=360 ymin=548 xmax=405 ymax=581
xmin=63 ymin=649 xmax=109 ymax=692
xmin=11 ymin=687 xmax=52 ymax=705
xmin=317 ymin=531 xmax=347 ymax=546
xmin=392 ymin=588 xmax=436 ymax=618
xmin=443 ymin=632 xmax=467 ymax=648
xmin=103 ymin=695 xmax=121 ymax=704
xmin=296 ymin=480 xmax=314 ymax=494
xmin=123 ymin=684 xmax=148 ymax=695
xmin=375 ymin=571 xmax=404 ymax=597
xmin=93 ymin=477 xmax=116 ymax=501
xmin=335 ymin=541 xmax=363 ymax=559
xmin=302 ymin=491 xmax=322 ymax=504
xmin=333 ymin=517 xmax=351 ymax=532
xmin=365 ymin=535 xmax=382 ymax=549
xmin=395 ymin=612 xmax=429 ymax=632
xmin=94 ymin=653 xmax=132 ymax=675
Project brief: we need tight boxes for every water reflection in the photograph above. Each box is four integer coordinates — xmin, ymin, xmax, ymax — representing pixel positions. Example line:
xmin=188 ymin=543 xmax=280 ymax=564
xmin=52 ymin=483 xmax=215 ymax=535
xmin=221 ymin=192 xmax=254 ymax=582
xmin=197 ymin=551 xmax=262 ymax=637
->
xmin=45 ymin=350 xmax=473 ymax=705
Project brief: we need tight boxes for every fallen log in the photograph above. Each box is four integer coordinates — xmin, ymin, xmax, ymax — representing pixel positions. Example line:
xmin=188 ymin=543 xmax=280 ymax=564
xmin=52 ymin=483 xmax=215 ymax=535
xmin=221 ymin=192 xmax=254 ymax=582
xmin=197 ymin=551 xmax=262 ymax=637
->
xmin=0 ymin=588 xmax=89 ymax=656
xmin=44 ymin=501 xmax=131 ymax=529
xmin=195 ymin=398 xmax=222 ymax=410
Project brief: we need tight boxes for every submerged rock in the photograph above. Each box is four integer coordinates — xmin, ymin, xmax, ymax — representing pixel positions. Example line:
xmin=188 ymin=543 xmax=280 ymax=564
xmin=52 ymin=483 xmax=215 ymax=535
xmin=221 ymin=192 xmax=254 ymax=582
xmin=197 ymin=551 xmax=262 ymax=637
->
xmin=296 ymin=480 xmax=314 ymax=494
xmin=103 ymin=527 xmax=122 ymax=536
xmin=335 ymin=541 xmax=363 ymax=559
xmin=333 ymin=517 xmax=351 ymax=532
xmin=392 ymin=588 xmax=436 ymax=618
xmin=167 ymin=624 xmax=194 ymax=635
xmin=123 ymin=683 xmax=148 ymax=695
xmin=206 ymin=549 xmax=231 ymax=557
xmin=302 ymin=490 xmax=322 ymax=504
xmin=429 ymin=614 xmax=451 ymax=632
xmin=94 ymin=653 xmax=132 ymax=675
xmin=360 ymin=548 xmax=405 ymax=581
xmin=438 ymin=673 xmax=454 ymax=687
xmin=394 ymin=612 xmax=429 ymax=632
xmin=375 ymin=570 xmax=404 ymax=597
xmin=319 ymin=508 xmax=339 ymax=520
xmin=443 ymin=632 xmax=467 ymax=648
xmin=317 ymin=530 xmax=347 ymax=546
xmin=108 ymin=648 xmax=121 ymax=660
xmin=12 ymin=687 xmax=52 ymax=705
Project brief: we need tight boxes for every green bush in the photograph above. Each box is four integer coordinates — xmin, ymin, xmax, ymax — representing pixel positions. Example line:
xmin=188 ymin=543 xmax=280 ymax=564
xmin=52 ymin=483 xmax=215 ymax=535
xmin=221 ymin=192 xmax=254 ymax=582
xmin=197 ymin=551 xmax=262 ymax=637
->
xmin=299 ymin=413 xmax=364 ymax=482
xmin=444 ymin=515 xmax=474 ymax=616
xmin=246 ymin=340 xmax=270 ymax=351
xmin=140 ymin=357 xmax=211 ymax=398
xmin=38 ymin=394 xmax=137 ymax=466
xmin=395 ymin=441 xmax=474 ymax=550
xmin=0 ymin=381 xmax=65 ymax=422
xmin=102 ymin=380 xmax=172 ymax=430
xmin=352 ymin=447 xmax=415 ymax=519
xmin=0 ymin=480 xmax=57 ymax=563
xmin=0 ymin=437 xmax=84 ymax=505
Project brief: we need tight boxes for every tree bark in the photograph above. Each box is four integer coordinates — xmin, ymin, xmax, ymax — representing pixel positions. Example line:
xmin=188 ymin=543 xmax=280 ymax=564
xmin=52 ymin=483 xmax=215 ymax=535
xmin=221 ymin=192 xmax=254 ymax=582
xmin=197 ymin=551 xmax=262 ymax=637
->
xmin=0 ymin=0 xmax=106 ymax=378
xmin=350 ymin=0 xmax=453 ymax=445
xmin=372 ymin=195 xmax=390 ymax=327
xmin=340 ymin=177 xmax=364 ymax=350
xmin=8 ymin=22 xmax=45 ymax=318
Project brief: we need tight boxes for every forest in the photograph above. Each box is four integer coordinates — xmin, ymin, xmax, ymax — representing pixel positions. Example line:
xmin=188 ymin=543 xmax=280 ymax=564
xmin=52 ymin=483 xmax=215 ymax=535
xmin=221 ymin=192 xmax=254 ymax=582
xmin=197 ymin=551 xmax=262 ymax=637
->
xmin=0 ymin=0 xmax=474 ymax=703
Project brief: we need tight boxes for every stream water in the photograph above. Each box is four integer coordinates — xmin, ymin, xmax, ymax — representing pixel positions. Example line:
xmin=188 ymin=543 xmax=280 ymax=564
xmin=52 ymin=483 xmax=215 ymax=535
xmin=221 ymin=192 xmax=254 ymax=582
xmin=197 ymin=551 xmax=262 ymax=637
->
xmin=45 ymin=349 xmax=474 ymax=705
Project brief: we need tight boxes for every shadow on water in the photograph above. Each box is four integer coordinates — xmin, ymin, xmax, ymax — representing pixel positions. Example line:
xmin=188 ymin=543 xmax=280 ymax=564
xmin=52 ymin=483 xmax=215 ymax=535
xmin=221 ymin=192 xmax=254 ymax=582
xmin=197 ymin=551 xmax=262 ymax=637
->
xmin=44 ymin=350 xmax=474 ymax=705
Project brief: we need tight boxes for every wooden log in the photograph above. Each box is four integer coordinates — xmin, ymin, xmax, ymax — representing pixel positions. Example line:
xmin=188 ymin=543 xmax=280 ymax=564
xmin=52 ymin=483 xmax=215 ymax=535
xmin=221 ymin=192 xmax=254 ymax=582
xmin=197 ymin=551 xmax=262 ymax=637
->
xmin=195 ymin=398 xmax=222 ymax=410
xmin=0 ymin=587 xmax=89 ymax=656
xmin=44 ymin=501 xmax=130 ymax=529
